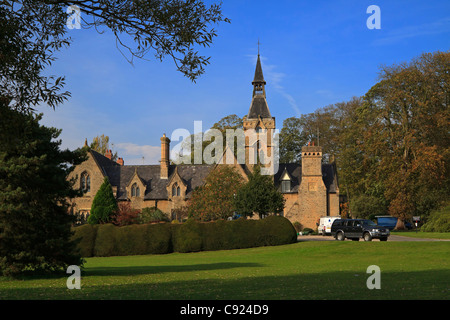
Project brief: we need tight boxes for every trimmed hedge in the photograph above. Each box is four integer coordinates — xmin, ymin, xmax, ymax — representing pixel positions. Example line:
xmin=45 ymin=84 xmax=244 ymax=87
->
xmin=71 ymin=216 xmax=297 ymax=257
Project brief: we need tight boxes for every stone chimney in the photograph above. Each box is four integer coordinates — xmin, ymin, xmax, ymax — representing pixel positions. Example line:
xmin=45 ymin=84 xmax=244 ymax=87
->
xmin=160 ymin=133 xmax=170 ymax=179
xmin=116 ymin=157 xmax=124 ymax=166
xmin=105 ymin=149 xmax=112 ymax=160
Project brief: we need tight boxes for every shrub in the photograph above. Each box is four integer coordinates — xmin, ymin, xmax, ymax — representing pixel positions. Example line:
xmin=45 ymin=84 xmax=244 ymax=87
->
xmin=138 ymin=207 xmax=170 ymax=224
xmin=94 ymin=224 xmax=117 ymax=257
xmin=73 ymin=216 xmax=297 ymax=257
xmin=72 ymin=224 xmax=99 ymax=258
xmin=146 ymin=223 xmax=173 ymax=254
xmin=172 ymin=219 xmax=203 ymax=253
xmin=113 ymin=202 xmax=140 ymax=226
xmin=421 ymin=204 xmax=450 ymax=232
xmin=115 ymin=224 xmax=149 ymax=256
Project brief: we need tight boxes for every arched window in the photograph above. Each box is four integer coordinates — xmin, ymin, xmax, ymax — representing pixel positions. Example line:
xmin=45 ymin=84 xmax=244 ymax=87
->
xmin=177 ymin=186 xmax=180 ymax=196
xmin=81 ymin=172 xmax=90 ymax=193
xmin=172 ymin=184 xmax=177 ymax=197
xmin=131 ymin=183 xmax=140 ymax=197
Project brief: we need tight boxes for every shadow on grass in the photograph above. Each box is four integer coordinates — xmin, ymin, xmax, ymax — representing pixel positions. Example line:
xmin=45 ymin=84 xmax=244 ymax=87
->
xmin=1 ymin=269 xmax=449 ymax=300
xmin=84 ymin=262 xmax=264 ymax=277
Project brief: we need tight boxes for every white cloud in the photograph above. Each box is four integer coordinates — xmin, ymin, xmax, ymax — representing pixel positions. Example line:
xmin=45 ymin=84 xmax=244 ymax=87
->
xmin=115 ymin=142 xmax=160 ymax=165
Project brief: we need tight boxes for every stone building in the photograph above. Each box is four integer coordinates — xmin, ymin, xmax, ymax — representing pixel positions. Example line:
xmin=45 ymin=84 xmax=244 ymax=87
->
xmin=68 ymin=54 xmax=340 ymax=229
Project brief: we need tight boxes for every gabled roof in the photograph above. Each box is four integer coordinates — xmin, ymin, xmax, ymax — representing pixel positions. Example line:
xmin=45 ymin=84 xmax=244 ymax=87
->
xmin=102 ymin=164 xmax=213 ymax=200
xmin=274 ymin=163 xmax=339 ymax=194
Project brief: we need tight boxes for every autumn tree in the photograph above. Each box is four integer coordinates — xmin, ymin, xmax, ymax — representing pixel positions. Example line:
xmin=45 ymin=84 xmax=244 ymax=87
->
xmin=90 ymin=134 xmax=118 ymax=160
xmin=363 ymin=51 xmax=449 ymax=227
xmin=188 ymin=165 xmax=245 ymax=221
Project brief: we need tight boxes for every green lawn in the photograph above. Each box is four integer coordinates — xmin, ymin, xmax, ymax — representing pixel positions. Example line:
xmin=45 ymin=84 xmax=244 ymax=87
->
xmin=0 ymin=241 xmax=449 ymax=300
xmin=391 ymin=231 xmax=450 ymax=239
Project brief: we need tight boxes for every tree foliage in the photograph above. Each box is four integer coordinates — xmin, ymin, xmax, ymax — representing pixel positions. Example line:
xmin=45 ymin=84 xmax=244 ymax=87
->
xmin=88 ymin=177 xmax=118 ymax=224
xmin=278 ymin=51 xmax=449 ymax=226
xmin=0 ymin=100 xmax=86 ymax=276
xmin=188 ymin=165 xmax=245 ymax=221
xmin=234 ymin=166 xmax=285 ymax=219
xmin=90 ymin=134 xmax=117 ymax=160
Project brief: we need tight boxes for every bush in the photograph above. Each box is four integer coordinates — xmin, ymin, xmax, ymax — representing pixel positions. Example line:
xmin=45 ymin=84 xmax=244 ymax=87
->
xmin=73 ymin=216 xmax=297 ymax=257
xmin=72 ymin=224 xmax=99 ymax=257
xmin=115 ymin=224 xmax=149 ymax=256
xmin=421 ymin=204 xmax=450 ymax=232
xmin=93 ymin=224 xmax=117 ymax=257
xmin=172 ymin=219 xmax=203 ymax=253
xmin=138 ymin=207 xmax=170 ymax=224
xmin=146 ymin=223 xmax=173 ymax=254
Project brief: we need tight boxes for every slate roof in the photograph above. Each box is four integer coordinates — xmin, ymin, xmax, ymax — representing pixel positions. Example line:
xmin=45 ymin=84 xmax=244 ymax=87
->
xmin=274 ymin=163 xmax=339 ymax=194
xmin=247 ymin=95 xmax=272 ymax=119
xmin=252 ymin=54 xmax=266 ymax=85
xmin=90 ymin=150 xmax=338 ymax=200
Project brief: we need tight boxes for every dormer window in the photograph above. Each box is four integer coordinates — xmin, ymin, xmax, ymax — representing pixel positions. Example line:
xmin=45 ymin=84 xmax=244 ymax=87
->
xmin=81 ymin=172 xmax=90 ymax=193
xmin=172 ymin=183 xmax=181 ymax=197
xmin=131 ymin=183 xmax=140 ymax=197
xmin=281 ymin=180 xmax=291 ymax=193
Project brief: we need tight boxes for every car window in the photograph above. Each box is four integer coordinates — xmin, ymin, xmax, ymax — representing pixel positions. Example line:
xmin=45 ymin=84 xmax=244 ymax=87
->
xmin=346 ymin=220 xmax=353 ymax=227
xmin=362 ymin=220 xmax=377 ymax=226
xmin=355 ymin=221 xmax=361 ymax=227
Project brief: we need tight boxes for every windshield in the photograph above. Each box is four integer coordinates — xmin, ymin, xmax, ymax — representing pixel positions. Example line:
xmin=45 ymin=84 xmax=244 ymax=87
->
xmin=361 ymin=220 xmax=377 ymax=226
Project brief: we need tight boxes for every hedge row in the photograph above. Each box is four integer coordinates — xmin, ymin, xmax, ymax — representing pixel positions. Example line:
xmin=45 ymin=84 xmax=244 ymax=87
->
xmin=71 ymin=216 xmax=297 ymax=257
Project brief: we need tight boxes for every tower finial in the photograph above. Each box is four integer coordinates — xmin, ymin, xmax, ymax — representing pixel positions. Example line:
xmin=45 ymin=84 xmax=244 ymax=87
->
xmin=257 ymin=38 xmax=261 ymax=56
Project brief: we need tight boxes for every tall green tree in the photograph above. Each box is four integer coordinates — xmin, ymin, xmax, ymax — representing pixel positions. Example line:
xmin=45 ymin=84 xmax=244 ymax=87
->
xmin=88 ymin=177 xmax=118 ymax=224
xmin=0 ymin=99 xmax=85 ymax=276
xmin=234 ymin=166 xmax=285 ymax=219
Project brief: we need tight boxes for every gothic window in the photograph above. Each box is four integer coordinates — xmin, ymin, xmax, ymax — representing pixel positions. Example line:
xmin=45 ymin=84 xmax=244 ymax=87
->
xmin=177 ymin=186 xmax=181 ymax=196
xmin=131 ymin=183 xmax=140 ymax=197
xmin=172 ymin=184 xmax=177 ymax=197
xmin=81 ymin=172 xmax=90 ymax=193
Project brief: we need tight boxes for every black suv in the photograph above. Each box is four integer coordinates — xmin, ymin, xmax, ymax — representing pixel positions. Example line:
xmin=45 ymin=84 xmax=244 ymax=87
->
xmin=331 ymin=219 xmax=390 ymax=241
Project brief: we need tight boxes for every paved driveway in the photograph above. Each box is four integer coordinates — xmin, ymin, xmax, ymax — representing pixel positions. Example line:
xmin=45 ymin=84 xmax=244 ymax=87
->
xmin=297 ymin=234 xmax=450 ymax=242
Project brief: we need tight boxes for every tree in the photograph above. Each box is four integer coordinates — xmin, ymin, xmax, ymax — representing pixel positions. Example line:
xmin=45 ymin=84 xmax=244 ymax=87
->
xmin=88 ymin=177 xmax=118 ymax=224
xmin=0 ymin=99 xmax=85 ymax=276
xmin=90 ymin=134 xmax=117 ymax=160
xmin=2 ymin=0 xmax=230 ymax=90
xmin=188 ymin=165 xmax=245 ymax=221
xmin=363 ymin=51 xmax=449 ymax=227
xmin=112 ymin=201 xmax=140 ymax=226
xmin=234 ymin=166 xmax=285 ymax=219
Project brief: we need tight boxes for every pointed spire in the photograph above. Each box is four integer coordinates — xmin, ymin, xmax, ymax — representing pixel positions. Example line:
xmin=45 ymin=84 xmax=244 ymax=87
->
xmin=252 ymin=53 xmax=266 ymax=85
xmin=247 ymin=47 xmax=271 ymax=119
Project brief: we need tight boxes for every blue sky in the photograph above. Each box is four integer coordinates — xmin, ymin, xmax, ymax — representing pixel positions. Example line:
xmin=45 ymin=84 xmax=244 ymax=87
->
xmin=38 ymin=0 xmax=450 ymax=165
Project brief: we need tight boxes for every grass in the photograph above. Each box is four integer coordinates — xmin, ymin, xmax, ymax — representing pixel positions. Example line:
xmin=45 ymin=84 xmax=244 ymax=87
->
xmin=0 ymin=241 xmax=449 ymax=300
xmin=391 ymin=231 xmax=450 ymax=239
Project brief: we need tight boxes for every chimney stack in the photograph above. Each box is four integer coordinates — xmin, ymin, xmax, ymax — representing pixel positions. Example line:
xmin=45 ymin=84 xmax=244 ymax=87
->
xmin=116 ymin=157 xmax=124 ymax=166
xmin=105 ymin=149 xmax=112 ymax=160
xmin=160 ymin=133 xmax=170 ymax=179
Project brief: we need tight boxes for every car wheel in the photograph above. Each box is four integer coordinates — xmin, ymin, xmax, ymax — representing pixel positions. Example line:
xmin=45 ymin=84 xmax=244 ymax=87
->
xmin=336 ymin=232 xmax=345 ymax=241
xmin=363 ymin=232 xmax=372 ymax=241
